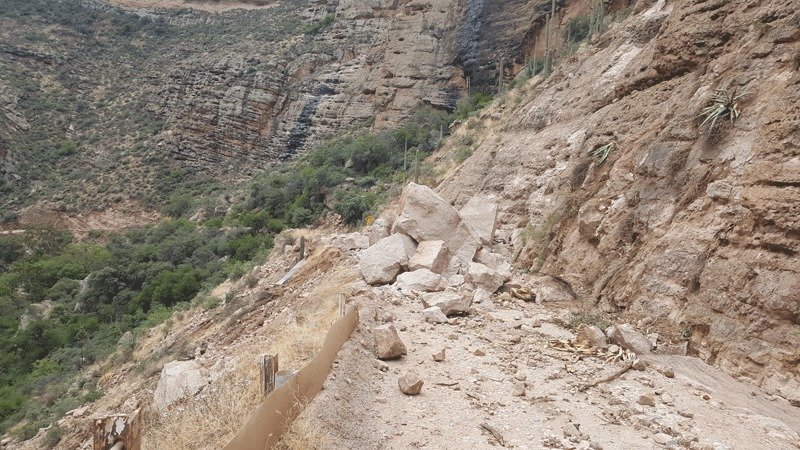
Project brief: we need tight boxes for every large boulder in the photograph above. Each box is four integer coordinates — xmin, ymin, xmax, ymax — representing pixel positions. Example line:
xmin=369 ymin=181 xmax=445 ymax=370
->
xmin=408 ymin=240 xmax=450 ymax=274
xmin=607 ymin=324 xmax=651 ymax=355
xmin=392 ymin=183 xmax=479 ymax=265
xmin=359 ymin=234 xmax=417 ymax=285
xmin=459 ymin=196 xmax=498 ymax=245
xmin=466 ymin=262 xmax=506 ymax=294
xmin=367 ymin=217 xmax=392 ymax=246
xmin=530 ymin=275 xmax=576 ymax=303
xmin=421 ymin=291 xmax=472 ymax=316
xmin=474 ymin=249 xmax=512 ymax=280
xmin=152 ymin=360 xmax=208 ymax=411
xmin=395 ymin=269 xmax=446 ymax=293
xmin=373 ymin=324 xmax=408 ymax=360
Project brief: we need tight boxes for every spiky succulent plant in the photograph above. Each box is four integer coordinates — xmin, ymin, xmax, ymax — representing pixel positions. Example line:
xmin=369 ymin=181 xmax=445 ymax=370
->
xmin=700 ymin=88 xmax=746 ymax=131
xmin=588 ymin=143 xmax=614 ymax=164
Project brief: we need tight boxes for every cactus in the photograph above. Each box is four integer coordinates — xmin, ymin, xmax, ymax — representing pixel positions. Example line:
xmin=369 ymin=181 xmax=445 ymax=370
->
xmin=544 ymin=14 xmax=553 ymax=76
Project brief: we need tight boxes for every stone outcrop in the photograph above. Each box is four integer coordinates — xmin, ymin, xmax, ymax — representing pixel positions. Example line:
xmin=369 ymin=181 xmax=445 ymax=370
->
xmin=435 ymin=0 xmax=800 ymax=396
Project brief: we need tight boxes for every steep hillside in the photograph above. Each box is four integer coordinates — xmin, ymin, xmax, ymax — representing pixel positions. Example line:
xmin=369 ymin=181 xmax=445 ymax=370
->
xmin=435 ymin=0 xmax=800 ymax=400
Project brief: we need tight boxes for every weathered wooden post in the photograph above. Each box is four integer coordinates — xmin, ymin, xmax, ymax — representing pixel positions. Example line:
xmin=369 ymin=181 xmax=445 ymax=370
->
xmin=297 ymin=236 xmax=305 ymax=263
xmin=258 ymin=354 xmax=279 ymax=398
xmin=92 ymin=408 xmax=142 ymax=450
xmin=338 ymin=293 xmax=347 ymax=317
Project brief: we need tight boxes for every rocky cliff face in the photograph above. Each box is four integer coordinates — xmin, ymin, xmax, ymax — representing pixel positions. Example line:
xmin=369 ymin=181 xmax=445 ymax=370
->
xmin=1 ymin=0 xmax=558 ymax=214
xmin=436 ymin=0 xmax=800 ymax=400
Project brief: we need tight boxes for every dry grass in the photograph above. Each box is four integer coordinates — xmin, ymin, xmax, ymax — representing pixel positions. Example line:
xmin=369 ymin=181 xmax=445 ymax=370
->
xmin=143 ymin=368 xmax=261 ymax=449
xmin=142 ymin=259 xmax=353 ymax=449
xmin=275 ymin=414 xmax=328 ymax=449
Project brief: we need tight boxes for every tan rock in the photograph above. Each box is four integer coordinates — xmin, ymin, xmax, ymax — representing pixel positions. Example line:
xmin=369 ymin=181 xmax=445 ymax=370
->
xmin=392 ymin=183 xmax=479 ymax=265
xmin=638 ymin=394 xmax=655 ymax=407
xmin=432 ymin=348 xmax=446 ymax=362
xmin=395 ymin=269 xmax=446 ymax=293
xmin=152 ymin=360 xmax=208 ymax=411
xmin=408 ymin=240 xmax=450 ymax=274
xmin=466 ymin=262 xmax=506 ymax=294
xmin=359 ymin=234 xmax=417 ymax=285
xmin=373 ymin=324 xmax=407 ymax=360
xmin=421 ymin=291 xmax=472 ymax=316
xmin=422 ymin=306 xmax=448 ymax=324
xmin=576 ymin=324 xmax=607 ymax=348
xmin=607 ymin=324 xmax=651 ymax=355
xmin=459 ymin=196 xmax=498 ymax=245
xmin=399 ymin=371 xmax=424 ymax=395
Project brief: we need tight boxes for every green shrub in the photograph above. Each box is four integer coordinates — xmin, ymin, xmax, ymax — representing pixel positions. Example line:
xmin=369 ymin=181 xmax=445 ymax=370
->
xmin=333 ymin=190 xmax=374 ymax=225
xmin=453 ymin=93 xmax=493 ymax=121
xmin=42 ymin=424 xmax=63 ymax=448
xmin=564 ymin=15 xmax=591 ymax=43
xmin=453 ymin=146 xmax=474 ymax=164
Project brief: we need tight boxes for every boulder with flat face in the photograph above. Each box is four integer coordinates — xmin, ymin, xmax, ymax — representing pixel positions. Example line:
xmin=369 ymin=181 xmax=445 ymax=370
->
xmin=459 ymin=196 xmax=498 ymax=245
xmin=408 ymin=240 xmax=450 ymax=274
xmin=466 ymin=262 xmax=506 ymax=294
xmin=395 ymin=269 xmax=446 ymax=293
xmin=373 ymin=324 xmax=407 ymax=360
xmin=152 ymin=360 xmax=208 ymax=411
xmin=359 ymin=234 xmax=417 ymax=285
xmin=421 ymin=291 xmax=472 ymax=316
xmin=392 ymin=183 xmax=479 ymax=266
xmin=607 ymin=324 xmax=651 ymax=355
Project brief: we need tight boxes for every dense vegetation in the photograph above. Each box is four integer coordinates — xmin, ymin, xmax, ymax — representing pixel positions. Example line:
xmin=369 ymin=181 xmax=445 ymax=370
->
xmin=0 ymin=223 xmax=271 ymax=437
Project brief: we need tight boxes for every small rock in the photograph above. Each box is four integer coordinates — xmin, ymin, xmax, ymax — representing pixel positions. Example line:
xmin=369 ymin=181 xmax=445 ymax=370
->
xmin=657 ymin=367 xmax=676 ymax=378
xmin=512 ymin=381 xmax=526 ymax=397
xmin=678 ymin=410 xmax=694 ymax=418
xmin=607 ymin=324 xmax=651 ymax=354
xmin=399 ymin=371 xmax=424 ymax=395
xmin=422 ymin=306 xmax=448 ymax=324
xmin=661 ymin=393 xmax=674 ymax=404
xmin=473 ymin=348 xmax=486 ymax=356
xmin=638 ymin=394 xmax=655 ymax=407
xmin=432 ymin=348 xmax=446 ymax=362
xmin=576 ymin=324 xmax=607 ymax=348
xmin=608 ymin=344 xmax=620 ymax=353
xmin=632 ymin=359 xmax=648 ymax=371
xmin=653 ymin=433 xmax=671 ymax=445
xmin=373 ymin=324 xmax=407 ymax=360
xmin=514 ymin=370 xmax=527 ymax=381
xmin=702 ymin=393 xmax=711 ymax=401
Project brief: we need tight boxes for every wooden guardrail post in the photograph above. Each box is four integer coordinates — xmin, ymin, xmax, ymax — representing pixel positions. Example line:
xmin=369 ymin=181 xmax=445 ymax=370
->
xmin=338 ymin=293 xmax=347 ymax=317
xmin=297 ymin=236 xmax=306 ymax=263
xmin=259 ymin=354 xmax=279 ymax=398
xmin=92 ymin=408 xmax=141 ymax=450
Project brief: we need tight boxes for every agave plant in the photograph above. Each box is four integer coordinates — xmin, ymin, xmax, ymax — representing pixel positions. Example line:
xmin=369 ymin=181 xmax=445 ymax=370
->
xmin=588 ymin=143 xmax=614 ymax=164
xmin=700 ymin=88 xmax=746 ymax=131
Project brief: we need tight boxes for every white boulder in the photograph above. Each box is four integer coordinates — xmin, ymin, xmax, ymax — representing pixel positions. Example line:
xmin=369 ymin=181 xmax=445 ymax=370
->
xmin=152 ymin=360 xmax=208 ymax=411
xmin=392 ymin=183 xmax=479 ymax=265
xmin=459 ymin=196 xmax=498 ymax=245
xmin=408 ymin=240 xmax=450 ymax=274
xmin=421 ymin=291 xmax=472 ymax=316
xmin=395 ymin=269 xmax=446 ymax=293
xmin=466 ymin=262 xmax=506 ymax=294
xmin=359 ymin=234 xmax=417 ymax=285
